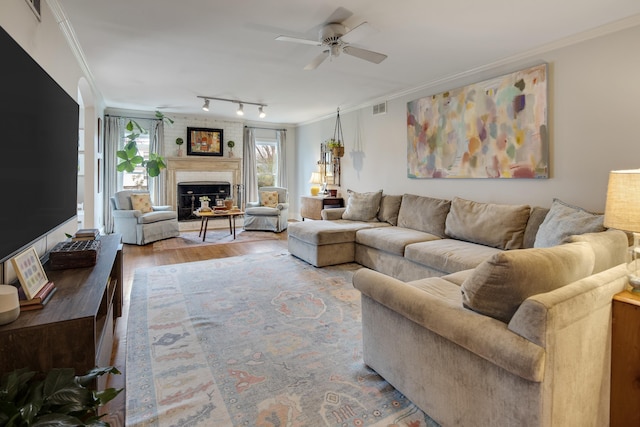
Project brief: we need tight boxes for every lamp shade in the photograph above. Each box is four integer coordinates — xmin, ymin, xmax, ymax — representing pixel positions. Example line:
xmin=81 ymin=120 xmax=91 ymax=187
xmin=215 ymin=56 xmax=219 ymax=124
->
xmin=309 ymin=172 xmax=323 ymax=185
xmin=604 ymin=169 xmax=640 ymax=233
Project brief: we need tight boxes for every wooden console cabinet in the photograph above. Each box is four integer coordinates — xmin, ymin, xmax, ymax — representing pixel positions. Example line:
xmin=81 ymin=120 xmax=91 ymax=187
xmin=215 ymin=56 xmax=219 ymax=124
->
xmin=610 ymin=290 xmax=640 ymax=427
xmin=0 ymin=234 xmax=123 ymax=388
xmin=300 ymin=196 xmax=344 ymax=220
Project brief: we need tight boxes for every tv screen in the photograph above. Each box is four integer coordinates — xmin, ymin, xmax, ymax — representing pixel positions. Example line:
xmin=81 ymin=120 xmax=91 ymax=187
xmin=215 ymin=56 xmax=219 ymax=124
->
xmin=0 ymin=26 xmax=79 ymax=263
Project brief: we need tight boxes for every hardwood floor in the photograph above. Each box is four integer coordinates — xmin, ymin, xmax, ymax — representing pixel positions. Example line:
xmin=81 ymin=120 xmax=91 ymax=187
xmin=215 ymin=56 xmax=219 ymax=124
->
xmin=101 ymin=230 xmax=289 ymax=426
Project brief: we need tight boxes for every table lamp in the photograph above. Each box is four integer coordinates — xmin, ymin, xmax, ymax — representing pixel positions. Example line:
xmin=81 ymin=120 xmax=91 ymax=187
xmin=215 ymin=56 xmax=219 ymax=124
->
xmin=603 ymin=169 xmax=640 ymax=292
xmin=309 ymin=172 xmax=323 ymax=196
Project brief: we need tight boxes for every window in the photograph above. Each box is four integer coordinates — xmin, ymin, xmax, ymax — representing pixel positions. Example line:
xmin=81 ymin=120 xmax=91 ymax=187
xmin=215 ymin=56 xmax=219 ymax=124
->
xmin=256 ymin=139 xmax=278 ymax=188
xmin=117 ymin=119 xmax=151 ymax=191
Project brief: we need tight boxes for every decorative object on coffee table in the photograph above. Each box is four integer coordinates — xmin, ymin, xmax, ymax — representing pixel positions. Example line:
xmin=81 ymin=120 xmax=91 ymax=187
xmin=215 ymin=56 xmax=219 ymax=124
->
xmin=604 ymin=168 xmax=640 ymax=292
xmin=0 ymin=285 xmax=19 ymax=325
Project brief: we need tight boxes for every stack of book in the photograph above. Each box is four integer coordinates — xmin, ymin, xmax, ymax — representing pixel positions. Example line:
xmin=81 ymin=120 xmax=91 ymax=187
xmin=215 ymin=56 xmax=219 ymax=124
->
xmin=72 ymin=228 xmax=100 ymax=241
xmin=18 ymin=281 xmax=57 ymax=311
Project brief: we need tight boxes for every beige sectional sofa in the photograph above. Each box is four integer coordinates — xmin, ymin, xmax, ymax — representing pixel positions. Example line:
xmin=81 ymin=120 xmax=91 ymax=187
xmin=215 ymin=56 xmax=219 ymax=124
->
xmin=287 ymin=192 xmax=630 ymax=426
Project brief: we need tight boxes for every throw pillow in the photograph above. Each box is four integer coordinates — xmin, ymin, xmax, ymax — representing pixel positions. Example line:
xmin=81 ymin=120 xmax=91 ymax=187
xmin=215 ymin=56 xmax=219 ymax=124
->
xmin=534 ymin=198 xmax=605 ymax=248
xmin=342 ymin=189 xmax=383 ymax=221
xmin=377 ymin=194 xmax=403 ymax=226
xmin=130 ymin=193 xmax=153 ymax=213
xmin=445 ymin=197 xmax=531 ymax=249
xmin=260 ymin=191 xmax=279 ymax=208
xmin=397 ymin=194 xmax=451 ymax=237
xmin=461 ymin=242 xmax=595 ymax=323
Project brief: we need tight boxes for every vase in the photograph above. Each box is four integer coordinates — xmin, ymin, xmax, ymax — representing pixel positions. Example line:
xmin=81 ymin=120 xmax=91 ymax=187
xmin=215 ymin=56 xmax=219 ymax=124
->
xmin=332 ymin=147 xmax=344 ymax=157
xmin=177 ymin=147 xmax=183 ymax=157
xmin=228 ymin=149 xmax=234 ymax=158
xmin=201 ymin=201 xmax=209 ymax=209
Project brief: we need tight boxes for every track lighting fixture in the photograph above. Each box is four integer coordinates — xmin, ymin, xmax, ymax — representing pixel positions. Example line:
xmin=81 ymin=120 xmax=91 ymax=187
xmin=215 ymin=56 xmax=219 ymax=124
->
xmin=196 ymin=96 xmax=267 ymax=119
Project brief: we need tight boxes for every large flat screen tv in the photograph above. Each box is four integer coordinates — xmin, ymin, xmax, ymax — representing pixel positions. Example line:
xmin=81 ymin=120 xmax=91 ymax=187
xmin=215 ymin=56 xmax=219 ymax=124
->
xmin=0 ymin=25 xmax=79 ymax=264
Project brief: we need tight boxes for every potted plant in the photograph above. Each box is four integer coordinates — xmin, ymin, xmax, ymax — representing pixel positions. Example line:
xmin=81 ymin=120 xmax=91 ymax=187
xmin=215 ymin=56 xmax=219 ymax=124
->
xmin=326 ymin=139 xmax=344 ymax=158
xmin=227 ymin=140 xmax=235 ymax=157
xmin=0 ymin=366 xmax=122 ymax=426
xmin=116 ymin=111 xmax=173 ymax=178
xmin=199 ymin=196 xmax=211 ymax=209
xmin=175 ymin=137 xmax=184 ymax=157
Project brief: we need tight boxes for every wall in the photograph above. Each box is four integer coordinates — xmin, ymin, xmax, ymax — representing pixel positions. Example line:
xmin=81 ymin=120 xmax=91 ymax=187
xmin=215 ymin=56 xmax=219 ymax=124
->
xmin=295 ymin=23 xmax=640 ymax=216
xmin=0 ymin=0 xmax=87 ymax=282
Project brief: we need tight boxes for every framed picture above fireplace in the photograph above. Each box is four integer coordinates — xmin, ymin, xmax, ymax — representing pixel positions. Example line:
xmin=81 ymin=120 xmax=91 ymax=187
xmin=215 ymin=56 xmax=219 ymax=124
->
xmin=187 ymin=127 xmax=223 ymax=156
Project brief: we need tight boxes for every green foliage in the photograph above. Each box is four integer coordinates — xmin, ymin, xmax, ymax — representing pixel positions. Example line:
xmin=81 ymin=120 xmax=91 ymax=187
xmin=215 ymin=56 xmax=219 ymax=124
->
xmin=116 ymin=111 xmax=172 ymax=178
xmin=0 ymin=367 xmax=122 ymax=427
xmin=326 ymin=138 xmax=342 ymax=148
xmin=175 ymin=137 xmax=184 ymax=146
xmin=227 ymin=140 xmax=235 ymax=149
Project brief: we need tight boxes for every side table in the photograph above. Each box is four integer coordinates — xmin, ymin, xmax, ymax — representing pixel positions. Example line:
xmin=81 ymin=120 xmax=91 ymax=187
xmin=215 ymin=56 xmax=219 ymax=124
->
xmin=610 ymin=289 xmax=640 ymax=427
xmin=300 ymin=196 xmax=344 ymax=220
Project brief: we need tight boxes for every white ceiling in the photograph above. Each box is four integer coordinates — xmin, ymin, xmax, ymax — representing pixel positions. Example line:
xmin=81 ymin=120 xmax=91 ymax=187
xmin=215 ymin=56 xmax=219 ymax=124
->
xmin=55 ymin=0 xmax=640 ymax=125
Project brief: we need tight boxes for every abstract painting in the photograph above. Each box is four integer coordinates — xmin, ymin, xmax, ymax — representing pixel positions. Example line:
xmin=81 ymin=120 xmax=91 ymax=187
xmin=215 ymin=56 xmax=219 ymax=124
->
xmin=407 ymin=64 xmax=548 ymax=179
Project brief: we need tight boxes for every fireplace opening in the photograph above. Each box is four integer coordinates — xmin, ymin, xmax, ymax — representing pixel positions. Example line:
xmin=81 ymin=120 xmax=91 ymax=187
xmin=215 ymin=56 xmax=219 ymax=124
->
xmin=177 ymin=181 xmax=231 ymax=221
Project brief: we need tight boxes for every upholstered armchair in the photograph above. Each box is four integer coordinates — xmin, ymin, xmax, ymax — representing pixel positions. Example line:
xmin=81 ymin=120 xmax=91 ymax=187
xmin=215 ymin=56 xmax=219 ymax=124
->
xmin=244 ymin=186 xmax=289 ymax=232
xmin=110 ymin=190 xmax=179 ymax=245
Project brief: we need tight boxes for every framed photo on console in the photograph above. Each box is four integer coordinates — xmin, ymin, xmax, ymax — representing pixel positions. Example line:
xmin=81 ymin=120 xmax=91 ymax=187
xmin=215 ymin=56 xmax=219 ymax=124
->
xmin=11 ymin=246 xmax=49 ymax=300
xmin=187 ymin=127 xmax=223 ymax=156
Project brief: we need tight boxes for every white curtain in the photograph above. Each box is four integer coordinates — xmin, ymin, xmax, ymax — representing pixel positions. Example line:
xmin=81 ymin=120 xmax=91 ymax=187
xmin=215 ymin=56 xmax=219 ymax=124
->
xmin=276 ymin=130 xmax=287 ymax=188
xmin=103 ymin=116 xmax=124 ymax=234
xmin=149 ymin=119 xmax=165 ymax=205
xmin=243 ymin=127 xmax=258 ymax=207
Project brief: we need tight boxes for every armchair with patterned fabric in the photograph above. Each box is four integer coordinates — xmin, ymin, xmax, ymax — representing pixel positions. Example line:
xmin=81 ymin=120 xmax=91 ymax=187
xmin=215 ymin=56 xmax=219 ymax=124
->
xmin=243 ymin=186 xmax=289 ymax=232
xmin=110 ymin=190 xmax=179 ymax=245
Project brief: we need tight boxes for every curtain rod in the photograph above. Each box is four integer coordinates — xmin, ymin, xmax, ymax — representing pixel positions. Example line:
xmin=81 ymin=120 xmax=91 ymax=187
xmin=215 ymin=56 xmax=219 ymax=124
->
xmin=244 ymin=126 xmax=287 ymax=132
xmin=104 ymin=114 xmax=160 ymax=121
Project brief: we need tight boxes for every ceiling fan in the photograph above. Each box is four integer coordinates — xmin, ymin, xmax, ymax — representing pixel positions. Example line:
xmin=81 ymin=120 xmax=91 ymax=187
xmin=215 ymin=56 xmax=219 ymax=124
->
xmin=276 ymin=13 xmax=387 ymax=70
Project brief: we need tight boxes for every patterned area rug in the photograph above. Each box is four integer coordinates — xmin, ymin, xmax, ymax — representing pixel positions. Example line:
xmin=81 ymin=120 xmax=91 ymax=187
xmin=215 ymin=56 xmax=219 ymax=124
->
xmin=126 ymin=251 xmax=439 ymax=426
xmin=153 ymin=230 xmax=281 ymax=250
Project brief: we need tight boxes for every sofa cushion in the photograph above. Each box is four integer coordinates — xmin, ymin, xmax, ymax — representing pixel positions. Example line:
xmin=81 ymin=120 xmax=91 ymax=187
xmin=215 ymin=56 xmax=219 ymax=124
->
xmin=397 ymin=194 xmax=451 ymax=238
xmin=404 ymin=239 xmax=502 ymax=274
xmin=260 ymin=191 xmax=279 ymax=207
xmin=377 ymin=194 xmax=403 ymax=225
xmin=566 ymin=229 xmax=629 ymax=274
xmin=534 ymin=198 xmax=605 ymax=248
xmin=244 ymin=206 xmax=280 ymax=216
xmin=342 ymin=189 xmax=383 ymax=221
xmin=130 ymin=193 xmax=153 ymax=213
xmin=356 ymin=226 xmax=441 ymax=256
xmin=288 ymin=220 xmax=387 ymax=245
xmin=522 ymin=207 xmax=550 ymax=248
xmin=461 ymin=242 xmax=595 ymax=323
xmin=138 ymin=210 xmax=177 ymax=224
xmin=445 ymin=197 xmax=530 ymax=250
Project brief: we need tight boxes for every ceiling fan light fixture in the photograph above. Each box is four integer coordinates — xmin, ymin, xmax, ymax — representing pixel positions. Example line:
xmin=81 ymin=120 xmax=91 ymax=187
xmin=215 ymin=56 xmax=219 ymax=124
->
xmin=258 ymin=106 xmax=266 ymax=118
xmin=237 ymin=103 xmax=244 ymax=116
xmin=202 ymin=99 xmax=210 ymax=112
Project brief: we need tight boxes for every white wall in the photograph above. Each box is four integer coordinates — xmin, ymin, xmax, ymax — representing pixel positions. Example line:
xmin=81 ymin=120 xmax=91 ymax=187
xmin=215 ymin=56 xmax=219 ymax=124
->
xmin=295 ymin=23 xmax=640 ymax=216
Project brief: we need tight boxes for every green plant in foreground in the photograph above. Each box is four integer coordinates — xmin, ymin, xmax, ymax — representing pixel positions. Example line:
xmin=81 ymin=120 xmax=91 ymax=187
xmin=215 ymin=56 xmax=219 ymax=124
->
xmin=0 ymin=366 xmax=122 ymax=427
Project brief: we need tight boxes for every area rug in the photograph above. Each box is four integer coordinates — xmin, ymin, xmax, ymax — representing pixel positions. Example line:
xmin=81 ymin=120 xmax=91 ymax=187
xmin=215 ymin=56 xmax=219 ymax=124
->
xmin=125 ymin=251 xmax=439 ymax=426
xmin=153 ymin=229 xmax=280 ymax=250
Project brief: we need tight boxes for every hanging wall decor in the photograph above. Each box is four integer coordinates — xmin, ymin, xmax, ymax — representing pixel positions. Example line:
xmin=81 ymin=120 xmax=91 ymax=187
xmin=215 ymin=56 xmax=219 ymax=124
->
xmin=407 ymin=63 xmax=548 ymax=179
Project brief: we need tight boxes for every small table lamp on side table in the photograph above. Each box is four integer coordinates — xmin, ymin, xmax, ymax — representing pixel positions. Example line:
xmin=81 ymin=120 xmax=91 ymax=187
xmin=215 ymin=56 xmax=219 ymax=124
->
xmin=604 ymin=169 xmax=640 ymax=292
xmin=309 ymin=172 xmax=323 ymax=196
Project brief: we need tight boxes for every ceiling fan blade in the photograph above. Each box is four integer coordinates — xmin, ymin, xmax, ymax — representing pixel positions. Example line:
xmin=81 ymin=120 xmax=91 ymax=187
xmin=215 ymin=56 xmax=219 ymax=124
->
xmin=341 ymin=22 xmax=375 ymax=44
xmin=324 ymin=7 xmax=353 ymax=25
xmin=304 ymin=50 xmax=330 ymax=70
xmin=343 ymin=46 xmax=387 ymax=64
xmin=275 ymin=35 xmax=322 ymax=46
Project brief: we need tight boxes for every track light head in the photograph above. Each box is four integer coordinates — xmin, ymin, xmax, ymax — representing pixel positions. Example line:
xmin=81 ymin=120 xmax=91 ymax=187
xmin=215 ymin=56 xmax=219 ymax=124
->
xmin=202 ymin=99 xmax=210 ymax=111
xmin=236 ymin=103 xmax=244 ymax=116
xmin=258 ymin=105 xmax=266 ymax=118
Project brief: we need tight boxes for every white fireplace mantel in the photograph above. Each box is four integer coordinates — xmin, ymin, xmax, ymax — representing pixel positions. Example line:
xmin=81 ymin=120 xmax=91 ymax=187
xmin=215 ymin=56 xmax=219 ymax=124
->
xmin=166 ymin=157 xmax=242 ymax=210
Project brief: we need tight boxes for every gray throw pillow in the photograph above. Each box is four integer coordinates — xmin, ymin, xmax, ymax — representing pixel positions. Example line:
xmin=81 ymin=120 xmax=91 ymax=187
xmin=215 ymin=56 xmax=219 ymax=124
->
xmin=534 ymin=198 xmax=605 ymax=248
xmin=342 ymin=189 xmax=383 ymax=221
xmin=461 ymin=242 xmax=595 ymax=323
xmin=397 ymin=194 xmax=451 ymax=237
xmin=377 ymin=194 xmax=403 ymax=225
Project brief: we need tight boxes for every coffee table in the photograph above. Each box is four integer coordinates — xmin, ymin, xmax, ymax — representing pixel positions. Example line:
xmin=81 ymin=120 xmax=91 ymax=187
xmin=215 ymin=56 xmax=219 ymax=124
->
xmin=194 ymin=210 xmax=245 ymax=241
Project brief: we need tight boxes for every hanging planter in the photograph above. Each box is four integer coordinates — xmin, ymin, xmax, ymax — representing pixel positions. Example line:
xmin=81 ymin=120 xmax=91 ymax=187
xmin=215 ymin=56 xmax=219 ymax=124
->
xmin=327 ymin=107 xmax=345 ymax=158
